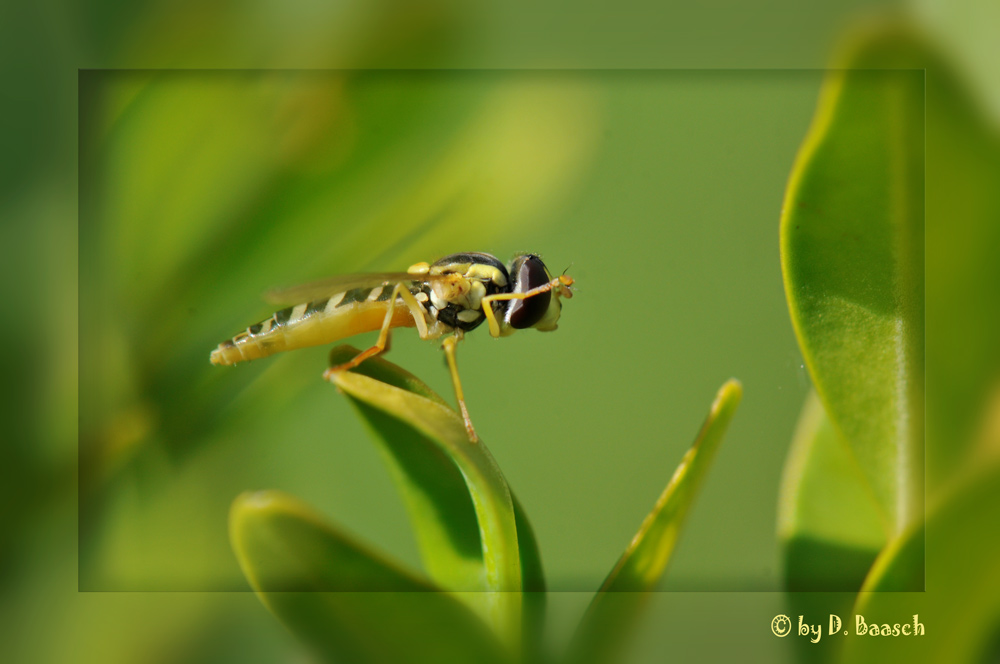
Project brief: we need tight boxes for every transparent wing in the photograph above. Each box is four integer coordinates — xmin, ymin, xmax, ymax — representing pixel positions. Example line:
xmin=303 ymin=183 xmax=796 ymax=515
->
xmin=263 ymin=271 xmax=452 ymax=305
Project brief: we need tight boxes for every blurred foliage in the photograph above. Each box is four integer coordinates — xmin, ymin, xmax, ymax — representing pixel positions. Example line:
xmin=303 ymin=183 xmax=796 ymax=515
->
xmin=778 ymin=391 xmax=886 ymax=594
xmin=777 ymin=16 xmax=1000 ymax=664
xmin=79 ymin=66 xmax=599 ymax=472
xmin=78 ymin=66 xmax=600 ymax=592
xmin=230 ymin=490 xmax=509 ymax=664
xmin=845 ymin=457 xmax=1000 ymax=663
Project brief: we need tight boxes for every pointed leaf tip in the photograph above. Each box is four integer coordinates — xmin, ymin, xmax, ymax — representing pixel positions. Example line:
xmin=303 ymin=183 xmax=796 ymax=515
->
xmin=565 ymin=380 xmax=741 ymax=664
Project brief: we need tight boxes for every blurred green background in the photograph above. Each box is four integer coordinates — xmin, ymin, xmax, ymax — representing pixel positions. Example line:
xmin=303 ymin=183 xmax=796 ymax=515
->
xmin=6 ymin=0 xmax=1000 ymax=662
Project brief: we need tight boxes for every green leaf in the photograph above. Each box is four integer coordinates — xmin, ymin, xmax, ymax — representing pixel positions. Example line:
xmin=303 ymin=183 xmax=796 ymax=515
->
xmin=565 ymin=380 xmax=742 ymax=664
xmin=778 ymin=390 xmax=886 ymax=591
xmin=841 ymin=459 xmax=1000 ymax=664
xmin=326 ymin=346 xmax=484 ymax=590
xmin=327 ymin=347 xmax=530 ymax=646
xmin=780 ymin=30 xmax=925 ymax=535
xmin=327 ymin=348 xmax=545 ymax=599
xmin=777 ymin=391 xmax=889 ymax=664
xmin=776 ymin=23 xmax=1000 ymax=661
xmin=229 ymin=490 xmax=507 ymax=664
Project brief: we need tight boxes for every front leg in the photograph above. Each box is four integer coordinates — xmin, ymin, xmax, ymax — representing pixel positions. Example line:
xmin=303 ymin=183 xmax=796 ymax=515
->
xmin=480 ymin=274 xmax=574 ymax=337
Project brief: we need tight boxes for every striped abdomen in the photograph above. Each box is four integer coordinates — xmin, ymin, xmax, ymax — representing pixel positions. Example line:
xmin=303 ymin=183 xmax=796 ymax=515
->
xmin=210 ymin=285 xmax=419 ymax=365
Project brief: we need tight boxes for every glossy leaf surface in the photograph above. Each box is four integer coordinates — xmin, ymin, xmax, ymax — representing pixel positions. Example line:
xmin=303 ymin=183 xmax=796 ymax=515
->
xmin=781 ymin=33 xmax=925 ymax=535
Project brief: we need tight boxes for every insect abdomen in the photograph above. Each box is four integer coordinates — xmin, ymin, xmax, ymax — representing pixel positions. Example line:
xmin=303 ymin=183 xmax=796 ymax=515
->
xmin=210 ymin=286 xmax=415 ymax=366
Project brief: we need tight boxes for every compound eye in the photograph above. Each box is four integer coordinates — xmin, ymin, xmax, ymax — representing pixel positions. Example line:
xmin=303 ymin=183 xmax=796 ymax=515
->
xmin=507 ymin=255 xmax=551 ymax=329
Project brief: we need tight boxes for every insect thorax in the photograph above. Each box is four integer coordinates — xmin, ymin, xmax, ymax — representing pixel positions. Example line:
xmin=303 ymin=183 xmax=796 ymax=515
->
xmin=417 ymin=252 xmax=511 ymax=332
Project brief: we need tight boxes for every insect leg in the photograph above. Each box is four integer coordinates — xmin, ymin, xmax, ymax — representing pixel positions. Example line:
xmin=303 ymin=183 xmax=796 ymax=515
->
xmin=480 ymin=275 xmax=574 ymax=337
xmin=396 ymin=284 xmax=432 ymax=339
xmin=322 ymin=283 xmax=406 ymax=379
xmin=441 ymin=333 xmax=478 ymax=443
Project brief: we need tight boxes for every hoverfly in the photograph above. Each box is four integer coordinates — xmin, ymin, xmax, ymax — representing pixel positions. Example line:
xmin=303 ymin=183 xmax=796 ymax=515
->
xmin=211 ymin=252 xmax=574 ymax=441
